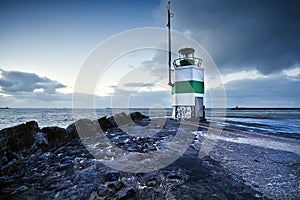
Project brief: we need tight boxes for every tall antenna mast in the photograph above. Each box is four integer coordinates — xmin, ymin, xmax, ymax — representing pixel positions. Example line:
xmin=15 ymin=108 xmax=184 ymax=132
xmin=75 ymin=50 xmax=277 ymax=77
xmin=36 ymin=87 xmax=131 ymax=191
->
xmin=167 ymin=1 xmax=173 ymax=86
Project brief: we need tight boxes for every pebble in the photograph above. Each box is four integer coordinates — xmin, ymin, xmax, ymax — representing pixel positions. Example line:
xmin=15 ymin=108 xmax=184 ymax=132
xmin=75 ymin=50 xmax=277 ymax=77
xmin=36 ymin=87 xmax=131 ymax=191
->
xmin=11 ymin=185 xmax=29 ymax=195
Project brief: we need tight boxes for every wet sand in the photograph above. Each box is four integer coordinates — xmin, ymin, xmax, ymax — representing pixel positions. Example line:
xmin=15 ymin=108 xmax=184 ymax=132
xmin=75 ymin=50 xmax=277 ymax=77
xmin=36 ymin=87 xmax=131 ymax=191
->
xmin=184 ymin=120 xmax=300 ymax=199
xmin=120 ymin=118 xmax=300 ymax=199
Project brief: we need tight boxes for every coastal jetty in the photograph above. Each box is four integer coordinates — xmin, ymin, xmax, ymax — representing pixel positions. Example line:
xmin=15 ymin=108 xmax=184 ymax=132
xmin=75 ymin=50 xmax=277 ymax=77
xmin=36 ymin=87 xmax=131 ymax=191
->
xmin=0 ymin=112 xmax=299 ymax=199
xmin=231 ymin=107 xmax=300 ymax=110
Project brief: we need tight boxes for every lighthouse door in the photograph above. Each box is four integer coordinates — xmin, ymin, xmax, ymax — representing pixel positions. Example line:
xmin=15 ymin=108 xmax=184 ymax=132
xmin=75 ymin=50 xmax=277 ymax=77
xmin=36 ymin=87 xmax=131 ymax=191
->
xmin=195 ymin=97 xmax=203 ymax=118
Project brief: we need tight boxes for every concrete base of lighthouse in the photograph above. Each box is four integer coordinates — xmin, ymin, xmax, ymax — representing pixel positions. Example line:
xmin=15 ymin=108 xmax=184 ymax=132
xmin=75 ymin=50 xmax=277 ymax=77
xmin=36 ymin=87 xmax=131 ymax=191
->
xmin=172 ymin=97 xmax=205 ymax=121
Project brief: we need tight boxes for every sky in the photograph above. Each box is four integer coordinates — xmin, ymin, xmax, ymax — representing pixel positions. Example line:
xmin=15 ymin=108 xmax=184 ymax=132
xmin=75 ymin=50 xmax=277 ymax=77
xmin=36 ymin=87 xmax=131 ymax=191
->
xmin=0 ymin=0 xmax=300 ymax=108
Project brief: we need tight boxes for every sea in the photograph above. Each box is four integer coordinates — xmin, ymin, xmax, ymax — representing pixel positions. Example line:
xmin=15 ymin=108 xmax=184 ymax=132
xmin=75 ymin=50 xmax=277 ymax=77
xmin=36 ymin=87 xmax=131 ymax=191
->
xmin=0 ymin=108 xmax=300 ymax=138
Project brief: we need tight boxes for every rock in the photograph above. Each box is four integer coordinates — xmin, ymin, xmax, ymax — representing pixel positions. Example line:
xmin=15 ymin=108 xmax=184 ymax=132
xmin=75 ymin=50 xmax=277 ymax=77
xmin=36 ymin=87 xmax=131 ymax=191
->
xmin=113 ymin=112 xmax=130 ymax=126
xmin=7 ymin=159 xmax=22 ymax=173
xmin=0 ymin=153 xmax=9 ymax=167
xmin=138 ymin=171 xmax=162 ymax=187
xmin=10 ymin=185 xmax=29 ymax=195
xmin=39 ymin=152 xmax=52 ymax=160
xmin=98 ymin=115 xmax=119 ymax=131
xmin=35 ymin=132 xmax=49 ymax=145
xmin=73 ymin=119 xmax=99 ymax=137
xmin=105 ymin=172 xmax=121 ymax=182
xmin=34 ymin=132 xmax=49 ymax=150
xmin=56 ymin=163 xmax=72 ymax=172
xmin=0 ymin=121 xmax=39 ymax=152
xmin=66 ymin=123 xmax=79 ymax=139
xmin=41 ymin=127 xmax=68 ymax=146
xmin=97 ymin=181 xmax=136 ymax=199
xmin=116 ymin=187 xmax=135 ymax=200
xmin=98 ymin=117 xmax=114 ymax=131
xmin=107 ymin=116 xmax=118 ymax=127
xmin=129 ymin=111 xmax=149 ymax=121
xmin=98 ymin=112 xmax=149 ymax=132
xmin=146 ymin=177 xmax=158 ymax=187
xmin=73 ymin=168 xmax=103 ymax=188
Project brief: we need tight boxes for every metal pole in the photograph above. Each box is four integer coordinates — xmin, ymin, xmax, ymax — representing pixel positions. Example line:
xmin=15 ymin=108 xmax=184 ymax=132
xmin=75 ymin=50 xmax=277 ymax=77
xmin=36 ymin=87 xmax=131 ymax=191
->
xmin=167 ymin=1 xmax=173 ymax=87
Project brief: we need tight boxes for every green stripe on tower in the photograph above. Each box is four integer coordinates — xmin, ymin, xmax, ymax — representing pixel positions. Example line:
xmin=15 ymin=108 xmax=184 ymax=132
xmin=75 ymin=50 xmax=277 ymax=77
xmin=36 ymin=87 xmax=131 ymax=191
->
xmin=172 ymin=80 xmax=204 ymax=94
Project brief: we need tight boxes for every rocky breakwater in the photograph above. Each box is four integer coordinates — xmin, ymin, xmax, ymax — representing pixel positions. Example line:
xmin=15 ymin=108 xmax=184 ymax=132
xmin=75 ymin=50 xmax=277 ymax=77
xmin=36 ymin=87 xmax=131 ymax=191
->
xmin=0 ymin=112 xmax=265 ymax=199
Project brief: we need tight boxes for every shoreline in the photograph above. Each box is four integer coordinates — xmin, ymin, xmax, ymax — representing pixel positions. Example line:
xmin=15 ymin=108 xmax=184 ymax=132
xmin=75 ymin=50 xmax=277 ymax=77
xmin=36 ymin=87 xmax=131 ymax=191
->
xmin=205 ymin=130 xmax=300 ymax=198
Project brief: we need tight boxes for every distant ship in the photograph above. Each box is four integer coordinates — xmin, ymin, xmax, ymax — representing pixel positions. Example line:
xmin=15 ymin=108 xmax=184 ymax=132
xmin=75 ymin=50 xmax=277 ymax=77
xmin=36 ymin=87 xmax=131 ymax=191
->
xmin=0 ymin=107 xmax=10 ymax=109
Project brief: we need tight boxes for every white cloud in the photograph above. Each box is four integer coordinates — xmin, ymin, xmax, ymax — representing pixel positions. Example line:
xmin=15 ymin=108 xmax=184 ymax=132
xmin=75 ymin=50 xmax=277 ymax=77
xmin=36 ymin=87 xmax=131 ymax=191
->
xmin=183 ymin=30 xmax=192 ymax=36
xmin=221 ymin=69 xmax=267 ymax=84
xmin=283 ymin=65 xmax=300 ymax=81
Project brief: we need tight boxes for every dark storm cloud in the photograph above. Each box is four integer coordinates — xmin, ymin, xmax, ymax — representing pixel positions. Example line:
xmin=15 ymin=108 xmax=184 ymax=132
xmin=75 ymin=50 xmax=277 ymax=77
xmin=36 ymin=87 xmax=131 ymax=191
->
xmin=224 ymin=74 xmax=300 ymax=107
xmin=170 ymin=0 xmax=300 ymax=74
xmin=0 ymin=69 xmax=66 ymax=94
xmin=141 ymin=49 xmax=170 ymax=80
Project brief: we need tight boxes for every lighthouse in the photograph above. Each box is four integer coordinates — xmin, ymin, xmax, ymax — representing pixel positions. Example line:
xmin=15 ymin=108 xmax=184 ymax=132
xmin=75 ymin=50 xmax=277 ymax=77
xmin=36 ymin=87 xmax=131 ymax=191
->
xmin=166 ymin=2 xmax=205 ymax=120
xmin=171 ymin=48 xmax=205 ymax=120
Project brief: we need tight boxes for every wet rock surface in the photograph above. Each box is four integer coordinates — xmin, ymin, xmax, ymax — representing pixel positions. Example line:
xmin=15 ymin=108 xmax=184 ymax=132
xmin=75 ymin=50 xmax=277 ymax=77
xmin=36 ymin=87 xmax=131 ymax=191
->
xmin=0 ymin=112 xmax=298 ymax=199
xmin=0 ymin=121 xmax=38 ymax=152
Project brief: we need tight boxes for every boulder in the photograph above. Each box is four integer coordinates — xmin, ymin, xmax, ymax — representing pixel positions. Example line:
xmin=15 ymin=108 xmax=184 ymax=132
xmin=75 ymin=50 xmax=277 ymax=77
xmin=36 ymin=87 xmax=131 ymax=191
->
xmin=66 ymin=123 xmax=78 ymax=139
xmin=34 ymin=132 xmax=49 ymax=150
xmin=98 ymin=117 xmax=114 ymax=131
xmin=129 ymin=112 xmax=149 ymax=122
xmin=113 ymin=112 xmax=130 ymax=126
xmin=107 ymin=116 xmax=118 ymax=127
xmin=74 ymin=119 xmax=100 ymax=137
xmin=105 ymin=172 xmax=121 ymax=182
xmin=0 ymin=121 xmax=39 ymax=153
xmin=98 ymin=112 xmax=149 ymax=131
xmin=41 ymin=127 xmax=68 ymax=146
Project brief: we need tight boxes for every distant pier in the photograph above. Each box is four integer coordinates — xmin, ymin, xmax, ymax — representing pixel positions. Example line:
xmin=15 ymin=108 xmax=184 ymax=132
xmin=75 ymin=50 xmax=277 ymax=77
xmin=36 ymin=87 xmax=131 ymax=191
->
xmin=231 ymin=107 xmax=300 ymax=110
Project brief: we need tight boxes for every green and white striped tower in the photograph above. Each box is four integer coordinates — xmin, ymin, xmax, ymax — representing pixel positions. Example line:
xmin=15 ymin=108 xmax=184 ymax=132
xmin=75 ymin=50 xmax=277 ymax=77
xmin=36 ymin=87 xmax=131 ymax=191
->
xmin=172 ymin=48 xmax=205 ymax=119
